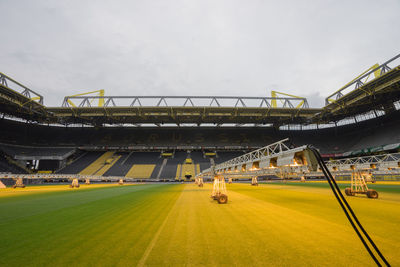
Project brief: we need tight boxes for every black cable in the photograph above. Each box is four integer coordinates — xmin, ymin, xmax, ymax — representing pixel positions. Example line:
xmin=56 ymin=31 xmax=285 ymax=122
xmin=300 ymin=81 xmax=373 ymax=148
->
xmin=315 ymin=149 xmax=390 ymax=266
xmin=314 ymin=150 xmax=389 ymax=266
xmin=312 ymin=148 xmax=386 ymax=266
xmin=309 ymin=147 xmax=390 ymax=267
xmin=314 ymin=151 xmax=381 ymax=266
xmin=319 ymin=156 xmax=381 ymax=266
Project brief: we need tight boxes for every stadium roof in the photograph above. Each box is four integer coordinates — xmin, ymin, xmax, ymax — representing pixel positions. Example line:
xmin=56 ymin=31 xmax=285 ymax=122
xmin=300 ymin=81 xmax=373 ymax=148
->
xmin=317 ymin=54 xmax=400 ymax=122
xmin=1 ymin=53 xmax=399 ymax=127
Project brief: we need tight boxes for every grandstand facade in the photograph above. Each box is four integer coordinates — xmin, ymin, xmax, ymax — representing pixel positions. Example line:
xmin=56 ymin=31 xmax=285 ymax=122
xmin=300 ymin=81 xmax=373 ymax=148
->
xmin=0 ymin=54 xmax=399 ymax=179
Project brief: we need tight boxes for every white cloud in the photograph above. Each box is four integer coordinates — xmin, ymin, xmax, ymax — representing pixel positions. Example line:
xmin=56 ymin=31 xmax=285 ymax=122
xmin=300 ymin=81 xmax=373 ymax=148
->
xmin=0 ymin=0 xmax=399 ymax=107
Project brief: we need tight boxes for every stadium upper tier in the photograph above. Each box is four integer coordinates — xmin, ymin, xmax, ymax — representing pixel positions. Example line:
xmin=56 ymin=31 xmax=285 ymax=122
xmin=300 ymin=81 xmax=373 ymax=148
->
xmin=1 ymin=110 xmax=399 ymax=155
xmin=0 ymin=53 xmax=399 ymax=126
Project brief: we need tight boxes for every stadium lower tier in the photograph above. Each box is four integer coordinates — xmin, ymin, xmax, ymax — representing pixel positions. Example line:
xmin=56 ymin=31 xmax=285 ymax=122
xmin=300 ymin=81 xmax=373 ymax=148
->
xmin=51 ymin=151 xmax=213 ymax=179
xmin=0 ymin=111 xmax=399 ymax=175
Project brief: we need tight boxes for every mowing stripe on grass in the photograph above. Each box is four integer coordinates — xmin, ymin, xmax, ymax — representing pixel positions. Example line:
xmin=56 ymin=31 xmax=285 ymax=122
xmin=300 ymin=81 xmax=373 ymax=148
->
xmin=137 ymin=187 xmax=181 ymax=267
xmin=0 ymin=184 xmax=148 ymax=224
xmin=142 ymin=183 xmax=399 ymax=266
xmin=0 ymin=184 xmax=184 ymax=267
xmin=228 ymin=182 xmax=400 ymax=266
xmin=0 ymin=184 xmax=118 ymax=199
xmin=1 ymin=183 xmax=399 ymax=266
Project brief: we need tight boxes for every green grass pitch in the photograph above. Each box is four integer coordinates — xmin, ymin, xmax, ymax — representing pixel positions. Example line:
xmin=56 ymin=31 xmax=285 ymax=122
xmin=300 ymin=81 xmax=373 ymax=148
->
xmin=0 ymin=182 xmax=399 ymax=266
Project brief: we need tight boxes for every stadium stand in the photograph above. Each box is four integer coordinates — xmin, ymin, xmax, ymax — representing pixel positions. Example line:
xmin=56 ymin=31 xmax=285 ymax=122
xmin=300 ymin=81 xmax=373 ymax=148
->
xmin=151 ymin=161 xmax=164 ymax=179
xmin=102 ymin=152 xmax=130 ymax=176
xmin=79 ymin=152 xmax=120 ymax=175
xmin=0 ymin=110 xmax=399 ymax=176
xmin=0 ymin=151 xmax=27 ymax=174
xmin=175 ymin=164 xmax=181 ymax=180
xmin=348 ymin=120 xmax=400 ymax=151
xmin=179 ymin=163 xmax=196 ymax=180
xmin=1 ymin=111 xmax=398 ymax=154
xmin=159 ymin=152 xmax=187 ymax=179
xmin=172 ymin=153 xmax=201 ymax=180
xmin=0 ymin=110 xmax=399 ymax=153
xmin=58 ymin=151 xmax=103 ymax=174
xmin=124 ymin=152 xmax=163 ymax=178
xmin=126 ymin=165 xmax=155 ymax=178
xmin=0 ymin=144 xmax=75 ymax=160
xmin=101 ymin=152 xmax=163 ymax=178
xmin=0 ymin=56 xmax=399 ymax=184
xmin=191 ymin=151 xmax=211 ymax=171
xmin=215 ymin=151 xmax=245 ymax=164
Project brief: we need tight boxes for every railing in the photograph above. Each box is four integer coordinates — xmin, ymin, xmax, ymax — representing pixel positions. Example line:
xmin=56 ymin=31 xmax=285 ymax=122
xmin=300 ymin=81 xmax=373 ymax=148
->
xmin=198 ymin=139 xmax=311 ymax=176
xmin=325 ymin=53 xmax=400 ymax=105
xmin=0 ymin=173 xmax=142 ymax=181
xmin=0 ymin=72 xmax=44 ymax=105
xmin=325 ymin=153 xmax=400 ymax=170
xmin=196 ymin=142 xmax=400 ymax=179
xmin=62 ymin=95 xmax=309 ymax=108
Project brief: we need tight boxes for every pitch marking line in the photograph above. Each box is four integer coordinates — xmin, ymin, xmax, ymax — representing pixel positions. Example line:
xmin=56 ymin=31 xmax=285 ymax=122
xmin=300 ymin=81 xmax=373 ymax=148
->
xmin=136 ymin=186 xmax=183 ymax=266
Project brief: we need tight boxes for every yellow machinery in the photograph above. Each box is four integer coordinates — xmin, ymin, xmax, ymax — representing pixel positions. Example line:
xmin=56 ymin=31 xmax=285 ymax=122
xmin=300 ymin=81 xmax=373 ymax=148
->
xmin=12 ymin=178 xmax=25 ymax=188
xmin=326 ymin=63 xmax=381 ymax=104
xmin=66 ymin=89 xmax=105 ymax=107
xmin=70 ymin=178 xmax=80 ymax=188
xmin=271 ymin=91 xmax=305 ymax=108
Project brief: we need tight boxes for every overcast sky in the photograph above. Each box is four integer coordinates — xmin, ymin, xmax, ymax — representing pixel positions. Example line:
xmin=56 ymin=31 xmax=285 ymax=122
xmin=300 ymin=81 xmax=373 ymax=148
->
xmin=0 ymin=0 xmax=399 ymax=107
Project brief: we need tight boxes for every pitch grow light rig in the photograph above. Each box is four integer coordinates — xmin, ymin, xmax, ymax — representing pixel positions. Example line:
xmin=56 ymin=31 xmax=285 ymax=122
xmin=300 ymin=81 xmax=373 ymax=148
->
xmin=196 ymin=139 xmax=390 ymax=266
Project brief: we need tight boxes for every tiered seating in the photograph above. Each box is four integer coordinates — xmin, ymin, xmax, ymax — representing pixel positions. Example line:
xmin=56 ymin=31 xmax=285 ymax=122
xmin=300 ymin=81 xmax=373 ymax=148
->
xmin=159 ymin=152 xmax=187 ymax=179
xmin=1 ymin=111 xmax=400 ymax=156
xmin=94 ymin=154 xmax=121 ymax=175
xmin=191 ymin=151 xmax=211 ymax=171
xmin=215 ymin=151 xmax=244 ymax=164
xmin=0 ymin=144 xmax=75 ymax=160
xmin=349 ymin=122 xmax=400 ymax=151
xmin=79 ymin=152 xmax=119 ymax=175
xmin=178 ymin=163 xmax=196 ymax=180
xmin=103 ymin=152 xmax=163 ymax=178
xmin=102 ymin=152 xmax=130 ymax=176
xmin=175 ymin=164 xmax=181 ymax=179
xmin=124 ymin=152 xmax=162 ymax=178
xmin=58 ymin=151 xmax=103 ymax=174
xmin=125 ymin=164 xmax=156 ymax=178
xmin=0 ymin=152 xmax=27 ymax=174
xmin=150 ymin=160 xmax=164 ymax=178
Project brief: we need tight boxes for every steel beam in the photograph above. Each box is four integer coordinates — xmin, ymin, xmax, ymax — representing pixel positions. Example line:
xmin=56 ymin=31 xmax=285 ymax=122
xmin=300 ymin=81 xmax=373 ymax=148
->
xmin=325 ymin=54 xmax=400 ymax=105
xmin=60 ymin=95 xmax=309 ymax=109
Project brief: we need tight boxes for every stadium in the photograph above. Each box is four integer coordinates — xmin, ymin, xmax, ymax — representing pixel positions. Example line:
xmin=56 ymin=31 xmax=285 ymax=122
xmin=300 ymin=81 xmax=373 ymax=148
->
xmin=0 ymin=52 xmax=399 ymax=266
xmin=1 ymin=1 xmax=400 ymax=265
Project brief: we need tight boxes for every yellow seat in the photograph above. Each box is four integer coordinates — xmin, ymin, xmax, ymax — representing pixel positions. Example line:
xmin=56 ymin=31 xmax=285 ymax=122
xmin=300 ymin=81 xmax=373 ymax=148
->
xmin=125 ymin=164 xmax=155 ymax=178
